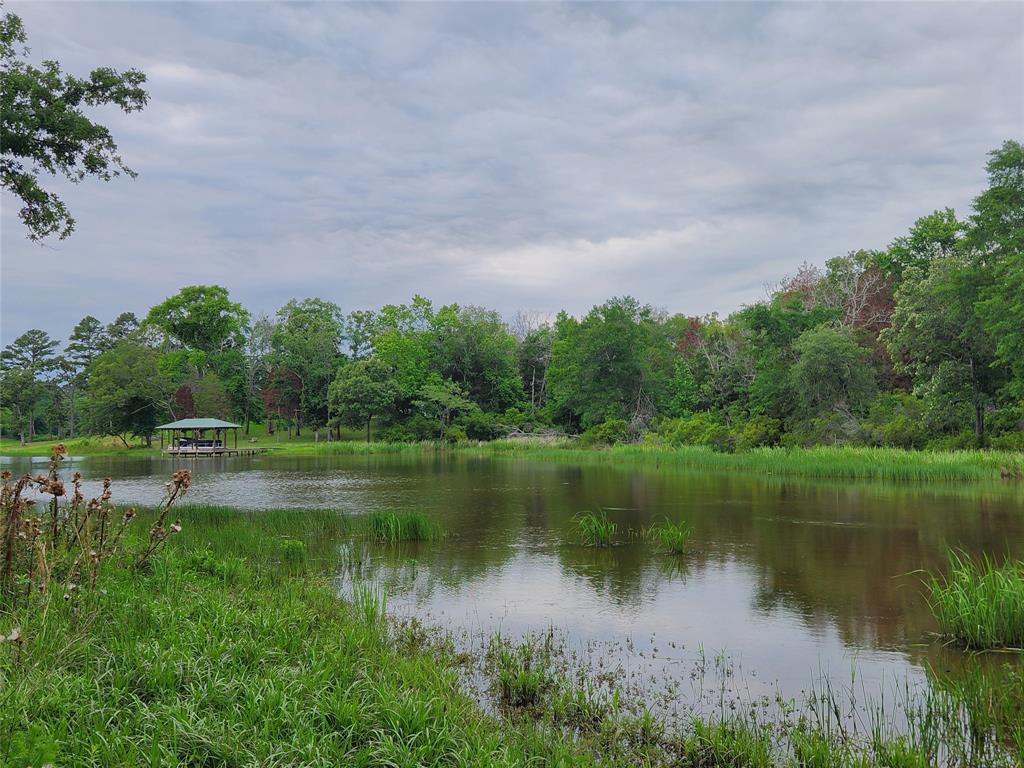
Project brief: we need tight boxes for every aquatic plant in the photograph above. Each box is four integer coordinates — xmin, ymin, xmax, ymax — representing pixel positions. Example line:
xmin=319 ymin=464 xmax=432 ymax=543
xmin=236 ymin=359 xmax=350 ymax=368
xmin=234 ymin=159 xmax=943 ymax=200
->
xmin=366 ymin=510 xmax=436 ymax=543
xmin=575 ymin=509 xmax=616 ymax=547
xmin=926 ymin=551 xmax=1024 ymax=649
xmin=651 ymin=518 xmax=691 ymax=554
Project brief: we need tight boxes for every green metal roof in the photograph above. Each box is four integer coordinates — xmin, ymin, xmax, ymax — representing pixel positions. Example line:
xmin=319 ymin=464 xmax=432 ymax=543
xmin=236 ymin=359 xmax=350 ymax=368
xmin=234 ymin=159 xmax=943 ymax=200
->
xmin=155 ymin=418 xmax=241 ymax=430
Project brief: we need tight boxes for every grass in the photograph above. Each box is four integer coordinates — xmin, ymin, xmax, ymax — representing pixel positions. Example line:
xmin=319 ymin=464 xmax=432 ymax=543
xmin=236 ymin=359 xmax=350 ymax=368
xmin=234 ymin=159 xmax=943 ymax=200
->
xmin=575 ymin=509 xmax=616 ymax=547
xmin=5 ymin=434 xmax=1022 ymax=484
xmin=651 ymin=518 xmax=692 ymax=554
xmin=925 ymin=551 xmax=1024 ymax=649
xmin=1 ymin=505 xmax=1022 ymax=767
xmin=365 ymin=510 xmax=437 ymax=542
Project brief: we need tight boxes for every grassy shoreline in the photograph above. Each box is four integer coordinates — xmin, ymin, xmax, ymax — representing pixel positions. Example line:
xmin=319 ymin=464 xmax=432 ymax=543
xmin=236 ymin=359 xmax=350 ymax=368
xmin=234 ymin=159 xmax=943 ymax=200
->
xmin=2 ymin=504 xmax=1021 ymax=767
xmin=3 ymin=434 xmax=1023 ymax=482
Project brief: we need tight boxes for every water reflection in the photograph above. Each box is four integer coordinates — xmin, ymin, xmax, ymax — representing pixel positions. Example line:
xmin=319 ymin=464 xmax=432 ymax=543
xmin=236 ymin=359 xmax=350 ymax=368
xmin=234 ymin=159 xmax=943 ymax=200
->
xmin=5 ymin=451 xmax=1022 ymax=713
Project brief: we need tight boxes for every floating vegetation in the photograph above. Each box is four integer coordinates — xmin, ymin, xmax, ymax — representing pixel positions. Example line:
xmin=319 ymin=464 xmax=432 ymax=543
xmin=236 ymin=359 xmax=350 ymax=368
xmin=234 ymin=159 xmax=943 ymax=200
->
xmin=926 ymin=551 xmax=1024 ymax=649
xmin=575 ymin=509 xmax=616 ymax=547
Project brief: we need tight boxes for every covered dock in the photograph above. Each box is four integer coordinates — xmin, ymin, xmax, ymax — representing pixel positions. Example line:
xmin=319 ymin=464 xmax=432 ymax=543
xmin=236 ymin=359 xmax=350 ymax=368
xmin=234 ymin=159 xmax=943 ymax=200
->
xmin=156 ymin=418 xmax=263 ymax=456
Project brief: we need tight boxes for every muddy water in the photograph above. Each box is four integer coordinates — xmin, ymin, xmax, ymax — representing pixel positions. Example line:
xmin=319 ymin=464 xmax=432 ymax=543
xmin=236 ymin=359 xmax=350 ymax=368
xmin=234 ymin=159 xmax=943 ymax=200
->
xmin=7 ymin=451 xmax=1023 ymax=720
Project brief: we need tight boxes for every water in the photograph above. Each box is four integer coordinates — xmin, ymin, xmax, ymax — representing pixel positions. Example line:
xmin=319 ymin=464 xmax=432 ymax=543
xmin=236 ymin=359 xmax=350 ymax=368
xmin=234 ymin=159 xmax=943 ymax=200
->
xmin=7 ymin=451 xmax=1023 ymax=723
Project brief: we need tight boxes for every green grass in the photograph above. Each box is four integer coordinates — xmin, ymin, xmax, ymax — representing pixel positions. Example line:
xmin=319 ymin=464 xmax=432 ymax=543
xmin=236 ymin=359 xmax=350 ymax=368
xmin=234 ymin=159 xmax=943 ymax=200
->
xmin=1 ymin=505 xmax=1022 ymax=767
xmin=651 ymin=518 xmax=692 ymax=554
xmin=365 ymin=510 xmax=437 ymax=542
xmin=575 ymin=509 xmax=616 ymax=547
xmin=479 ymin=441 xmax=1024 ymax=483
xmin=926 ymin=551 xmax=1024 ymax=649
xmin=5 ymin=434 xmax=1022 ymax=484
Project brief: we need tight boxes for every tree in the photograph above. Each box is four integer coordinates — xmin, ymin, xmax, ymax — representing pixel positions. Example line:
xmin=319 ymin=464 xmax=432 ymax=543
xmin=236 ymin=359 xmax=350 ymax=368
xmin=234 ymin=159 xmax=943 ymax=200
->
xmin=85 ymin=341 xmax=170 ymax=446
xmin=789 ymin=326 xmax=877 ymax=417
xmin=105 ymin=312 xmax=140 ymax=345
xmin=429 ymin=304 xmax=523 ymax=413
xmin=192 ymin=372 xmax=232 ymax=419
xmin=882 ymin=257 xmax=1000 ymax=444
xmin=413 ymin=375 xmax=478 ymax=440
xmin=146 ymin=285 xmax=249 ymax=355
xmin=972 ymin=141 xmax=1024 ymax=399
xmin=0 ymin=329 xmax=58 ymax=442
xmin=667 ymin=359 xmax=698 ymax=418
xmin=328 ymin=359 xmax=399 ymax=442
xmin=1 ymin=11 xmax=148 ymax=240
xmin=239 ymin=314 xmax=273 ymax=432
xmin=880 ymin=208 xmax=965 ymax=280
xmin=65 ymin=316 xmax=108 ymax=370
xmin=269 ymin=298 xmax=344 ymax=434
xmin=517 ymin=325 xmax=553 ymax=412
xmin=343 ymin=310 xmax=377 ymax=361
xmin=546 ymin=298 xmax=675 ymax=432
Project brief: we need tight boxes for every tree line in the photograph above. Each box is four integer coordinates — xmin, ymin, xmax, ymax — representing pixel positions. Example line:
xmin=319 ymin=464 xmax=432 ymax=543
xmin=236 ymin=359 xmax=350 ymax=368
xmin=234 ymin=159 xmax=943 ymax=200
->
xmin=2 ymin=141 xmax=1022 ymax=451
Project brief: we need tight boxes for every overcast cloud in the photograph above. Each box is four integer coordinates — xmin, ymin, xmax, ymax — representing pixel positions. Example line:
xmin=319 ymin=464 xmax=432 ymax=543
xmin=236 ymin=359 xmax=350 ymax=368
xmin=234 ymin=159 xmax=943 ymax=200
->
xmin=1 ymin=1 xmax=1021 ymax=345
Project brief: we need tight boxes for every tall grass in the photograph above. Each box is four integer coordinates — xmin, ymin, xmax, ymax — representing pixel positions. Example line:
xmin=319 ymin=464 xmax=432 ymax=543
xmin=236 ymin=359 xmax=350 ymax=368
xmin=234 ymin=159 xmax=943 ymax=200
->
xmin=650 ymin=518 xmax=692 ymax=554
xmin=478 ymin=442 xmax=1024 ymax=483
xmin=926 ymin=551 xmax=1024 ymax=649
xmin=575 ymin=509 xmax=616 ymax=547
xmin=366 ymin=510 xmax=437 ymax=543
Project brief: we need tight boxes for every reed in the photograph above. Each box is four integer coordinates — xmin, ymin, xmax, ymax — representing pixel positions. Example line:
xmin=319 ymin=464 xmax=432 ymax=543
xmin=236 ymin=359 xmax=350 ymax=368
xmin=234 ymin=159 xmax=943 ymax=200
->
xmin=575 ymin=509 xmax=616 ymax=547
xmin=926 ymin=551 xmax=1024 ymax=649
xmin=365 ymin=510 xmax=436 ymax=543
xmin=650 ymin=518 xmax=692 ymax=554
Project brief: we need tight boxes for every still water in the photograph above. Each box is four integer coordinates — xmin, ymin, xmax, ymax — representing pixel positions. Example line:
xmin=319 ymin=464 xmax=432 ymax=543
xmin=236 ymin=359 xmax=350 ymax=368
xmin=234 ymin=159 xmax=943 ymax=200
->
xmin=7 ymin=452 xmax=1023 ymax=720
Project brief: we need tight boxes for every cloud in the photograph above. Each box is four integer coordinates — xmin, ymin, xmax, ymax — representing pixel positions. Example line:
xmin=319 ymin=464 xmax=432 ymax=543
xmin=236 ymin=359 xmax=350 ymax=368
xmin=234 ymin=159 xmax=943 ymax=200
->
xmin=1 ymin=1 xmax=1021 ymax=345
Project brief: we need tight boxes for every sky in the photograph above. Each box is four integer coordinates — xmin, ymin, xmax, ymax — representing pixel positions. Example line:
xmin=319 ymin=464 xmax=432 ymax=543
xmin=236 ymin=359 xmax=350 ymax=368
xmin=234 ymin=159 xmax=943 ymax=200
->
xmin=1 ymin=1 xmax=1022 ymax=346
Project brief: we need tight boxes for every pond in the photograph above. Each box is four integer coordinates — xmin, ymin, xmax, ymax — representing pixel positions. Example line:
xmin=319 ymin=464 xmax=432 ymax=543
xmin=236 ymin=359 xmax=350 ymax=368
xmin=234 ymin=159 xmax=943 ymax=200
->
xmin=7 ymin=451 xmax=1023 ymax=724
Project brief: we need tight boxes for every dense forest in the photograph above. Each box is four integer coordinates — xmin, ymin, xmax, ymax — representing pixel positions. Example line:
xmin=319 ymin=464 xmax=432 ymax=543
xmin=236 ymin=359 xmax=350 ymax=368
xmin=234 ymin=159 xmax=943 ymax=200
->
xmin=2 ymin=141 xmax=1022 ymax=451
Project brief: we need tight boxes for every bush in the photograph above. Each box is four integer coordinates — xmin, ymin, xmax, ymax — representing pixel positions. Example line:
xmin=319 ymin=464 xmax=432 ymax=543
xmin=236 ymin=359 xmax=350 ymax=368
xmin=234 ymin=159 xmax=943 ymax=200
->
xmin=862 ymin=393 xmax=928 ymax=449
xmin=657 ymin=413 xmax=734 ymax=452
xmin=781 ymin=412 xmax=863 ymax=448
xmin=377 ymin=414 xmax=439 ymax=442
xmin=990 ymin=432 xmax=1024 ymax=451
xmin=732 ymin=415 xmax=781 ymax=452
xmin=459 ymin=410 xmax=506 ymax=441
xmin=579 ymin=418 xmax=629 ymax=446
xmin=925 ymin=430 xmax=978 ymax=451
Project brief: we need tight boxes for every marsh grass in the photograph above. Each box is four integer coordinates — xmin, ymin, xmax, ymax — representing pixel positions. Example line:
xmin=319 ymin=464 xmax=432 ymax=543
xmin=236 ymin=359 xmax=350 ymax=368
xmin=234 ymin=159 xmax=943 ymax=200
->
xmin=480 ymin=441 xmax=1024 ymax=483
xmin=649 ymin=518 xmax=692 ymax=554
xmin=365 ymin=510 xmax=437 ymax=543
xmin=2 ymin=500 xmax=1022 ymax=767
xmin=575 ymin=509 xmax=616 ymax=547
xmin=926 ymin=551 xmax=1024 ymax=649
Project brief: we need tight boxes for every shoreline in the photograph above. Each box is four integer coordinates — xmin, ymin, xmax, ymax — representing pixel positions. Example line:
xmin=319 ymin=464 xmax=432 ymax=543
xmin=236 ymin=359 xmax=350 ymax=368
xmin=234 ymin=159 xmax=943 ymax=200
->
xmin=3 ymin=436 xmax=1023 ymax=483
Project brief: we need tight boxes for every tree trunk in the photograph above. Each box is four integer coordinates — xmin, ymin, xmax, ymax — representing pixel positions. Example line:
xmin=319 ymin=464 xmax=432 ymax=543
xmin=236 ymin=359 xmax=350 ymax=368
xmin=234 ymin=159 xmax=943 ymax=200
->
xmin=975 ymin=402 xmax=985 ymax=447
xmin=366 ymin=418 xmax=371 ymax=443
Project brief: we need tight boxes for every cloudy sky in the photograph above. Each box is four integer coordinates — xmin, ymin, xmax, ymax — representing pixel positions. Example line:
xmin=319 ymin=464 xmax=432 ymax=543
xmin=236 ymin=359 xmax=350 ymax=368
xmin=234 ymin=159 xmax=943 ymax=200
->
xmin=1 ymin=1 xmax=1021 ymax=345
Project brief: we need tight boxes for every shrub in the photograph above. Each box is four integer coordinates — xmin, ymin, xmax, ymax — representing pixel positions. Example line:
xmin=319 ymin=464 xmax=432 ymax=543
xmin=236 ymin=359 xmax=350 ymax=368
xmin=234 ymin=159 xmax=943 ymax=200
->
xmin=377 ymin=414 xmax=439 ymax=442
xmin=658 ymin=413 xmax=734 ymax=452
xmin=862 ymin=393 xmax=928 ymax=449
xmin=579 ymin=418 xmax=629 ymax=446
xmin=459 ymin=410 xmax=506 ymax=441
xmin=781 ymin=413 xmax=863 ymax=448
xmin=732 ymin=415 xmax=781 ymax=452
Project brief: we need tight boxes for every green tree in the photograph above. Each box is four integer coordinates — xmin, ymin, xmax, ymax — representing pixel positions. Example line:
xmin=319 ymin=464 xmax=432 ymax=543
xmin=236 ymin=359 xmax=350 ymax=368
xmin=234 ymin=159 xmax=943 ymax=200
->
xmin=667 ymin=359 xmax=698 ymax=418
xmin=882 ymin=257 xmax=1000 ymax=444
xmin=789 ymin=325 xmax=877 ymax=417
xmin=192 ymin=372 xmax=232 ymax=419
xmin=105 ymin=312 xmax=139 ymax=345
xmin=269 ymin=298 xmax=344 ymax=434
xmin=328 ymin=359 xmax=399 ymax=442
xmin=972 ymin=141 xmax=1024 ymax=398
xmin=85 ymin=341 xmax=170 ymax=446
xmin=146 ymin=285 xmax=250 ymax=355
xmin=546 ymin=298 xmax=674 ymax=432
xmin=413 ymin=375 xmax=478 ymax=441
xmin=343 ymin=310 xmax=377 ymax=361
xmin=0 ymin=11 xmax=148 ymax=240
xmin=0 ymin=329 xmax=58 ymax=442
xmin=429 ymin=304 xmax=523 ymax=413
xmin=880 ymin=208 xmax=965 ymax=280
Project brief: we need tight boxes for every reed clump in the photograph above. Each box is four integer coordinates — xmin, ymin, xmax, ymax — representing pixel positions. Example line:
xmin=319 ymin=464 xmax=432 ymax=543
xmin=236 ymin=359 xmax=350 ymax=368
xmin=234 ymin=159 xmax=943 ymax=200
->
xmin=926 ymin=551 xmax=1024 ymax=649
xmin=366 ymin=510 xmax=436 ymax=543
xmin=575 ymin=509 xmax=616 ymax=547
xmin=650 ymin=518 xmax=692 ymax=554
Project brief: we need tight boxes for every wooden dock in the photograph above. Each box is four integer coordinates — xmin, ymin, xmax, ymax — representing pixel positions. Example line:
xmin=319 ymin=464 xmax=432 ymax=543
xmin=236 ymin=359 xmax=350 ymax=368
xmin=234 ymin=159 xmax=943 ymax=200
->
xmin=163 ymin=447 xmax=266 ymax=457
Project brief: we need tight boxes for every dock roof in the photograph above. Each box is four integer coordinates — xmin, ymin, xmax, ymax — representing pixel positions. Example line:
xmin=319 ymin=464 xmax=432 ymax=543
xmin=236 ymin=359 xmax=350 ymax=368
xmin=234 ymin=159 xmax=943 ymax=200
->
xmin=155 ymin=418 xmax=241 ymax=430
